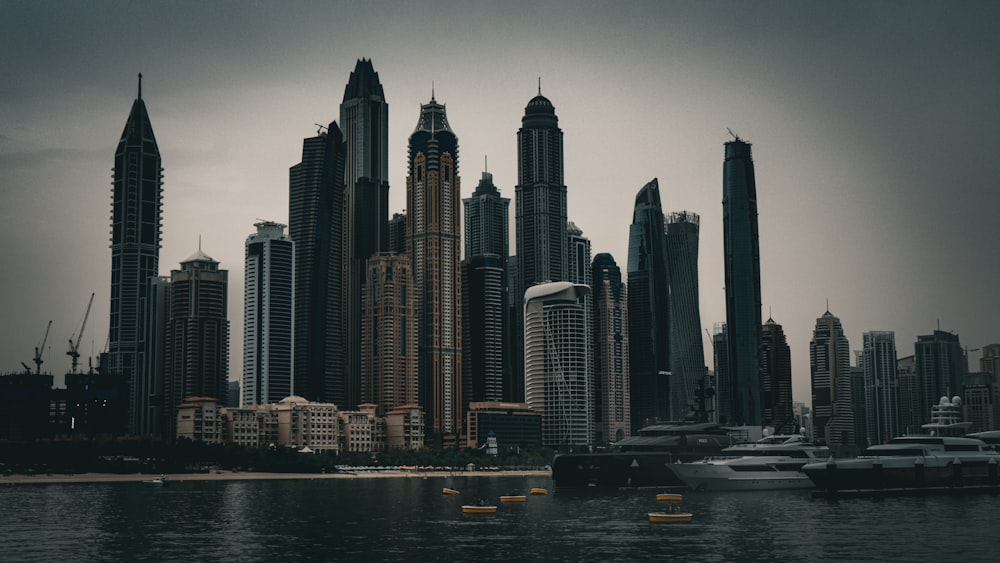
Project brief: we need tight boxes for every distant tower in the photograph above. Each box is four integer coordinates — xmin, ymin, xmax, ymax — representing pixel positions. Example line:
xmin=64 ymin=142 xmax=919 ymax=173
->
xmin=760 ymin=317 xmax=793 ymax=432
xmin=361 ymin=253 xmax=418 ymax=416
xmin=809 ymin=310 xmax=854 ymax=447
xmin=666 ymin=211 xmax=705 ymax=421
xmin=567 ymin=221 xmax=594 ymax=443
xmin=164 ymin=248 xmax=229 ymax=440
xmin=243 ymin=221 xmax=294 ymax=406
xmin=524 ymin=282 xmax=592 ymax=447
xmin=722 ymin=137 xmax=763 ymax=426
xmin=712 ymin=323 xmax=730 ymax=422
xmin=342 ymin=59 xmax=390 ymax=411
xmin=514 ymin=87 xmax=567 ymax=402
xmin=406 ymin=94 xmax=462 ymax=444
xmin=109 ymin=74 xmax=163 ymax=435
xmin=462 ymin=169 xmax=510 ymax=407
xmin=627 ymin=179 xmax=671 ymax=431
xmin=860 ymin=331 xmax=899 ymax=446
xmin=289 ymin=121 xmax=346 ymax=405
xmin=592 ymin=253 xmax=630 ymax=444
xmin=137 ymin=275 xmax=170 ymax=436
xmin=914 ymin=330 xmax=966 ymax=425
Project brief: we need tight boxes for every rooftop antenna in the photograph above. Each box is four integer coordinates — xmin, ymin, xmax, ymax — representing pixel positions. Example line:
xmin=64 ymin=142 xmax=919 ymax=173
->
xmin=484 ymin=155 xmax=488 ymax=173
xmin=138 ymin=73 xmax=142 ymax=99
xmin=538 ymin=76 xmax=542 ymax=95
xmin=431 ymin=80 xmax=435 ymax=102
xmin=199 ymin=234 xmax=202 ymax=252
xmin=826 ymin=298 xmax=829 ymax=313
xmin=314 ymin=123 xmax=328 ymax=135
xmin=727 ymin=128 xmax=740 ymax=141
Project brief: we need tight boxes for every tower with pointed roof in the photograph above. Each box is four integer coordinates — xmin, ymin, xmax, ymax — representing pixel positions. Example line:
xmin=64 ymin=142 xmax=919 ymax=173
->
xmin=810 ymin=309 xmax=853 ymax=447
xmin=760 ymin=316 xmax=793 ymax=432
xmin=406 ymin=94 xmax=462 ymax=445
xmin=513 ymin=87 xmax=567 ymax=402
xmin=108 ymin=74 xmax=163 ymax=435
xmin=341 ymin=59 xmax=390 ymax=411
xmin=163 ymin=247 xmax=229 ymax=440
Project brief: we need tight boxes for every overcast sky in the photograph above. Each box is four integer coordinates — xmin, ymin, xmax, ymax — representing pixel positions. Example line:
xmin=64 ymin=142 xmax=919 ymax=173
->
xmin=2 ymin=1 xmax=998 ymax=404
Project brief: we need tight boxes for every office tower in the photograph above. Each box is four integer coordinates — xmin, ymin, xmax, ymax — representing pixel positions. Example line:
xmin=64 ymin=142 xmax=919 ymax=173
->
xmin=914 ymin=330 xmax=967 ymax=425
xmin=711 ymin=323 xmax=729 ymax=423
xmin=289 ymin=122 xmax=346 ymax=405
xmin=361 ymin=253 xmax=418 ymax=416
xmin=963 ymin=372 xmax=995 ymax=433
xmin=760 ymin=317 xmax=793 ymax=432
xmin=342 ymin=59 xmax=390 ymax=412
xmin=980 ymin=344 xmax=1000 ymax=430
xmin=896 ymin=355 xmax=921 ymax=435
xmin=860 ymin=331 xmax=899 ymax=445
xmin=524 ymin=282 xmax=592 ymax=447
xmin=592 ymin=253 xmax=630 ymax=444
xmin=567 ymin=222 xmax=594 ymax=442
xmin=505 ymin=256 xmax=519 ymax=402
xmin=136 ymin=276 xmax=170 ymax=436
xmin=462 ymin=170 xmax=510 ymax=407
xmin=163 ymin=248 xmax=229 ymax=440
xmin=108 ymin=75 xmax=163 ymax=435
xmin=406 ymin=94 xmax=462 ymax=444
xmin=810 ymin=310 xmax=854 ymax=447
xmin=514 ymin=87 xmax=567 ymax=402
xmin=388 ymin=212 xmax=407 ymax=255
xmin=722 ymin=137 xmax=763 ymax=426
xmin=243 ymin=221 xmax=294 ymax=407
xmin=666 ymin=211 xmax=705 ymax=421
xmin=850 ymin=365 xmax=868 ymax=450
xmin=627 ymin=179 xmax=671 ymax=430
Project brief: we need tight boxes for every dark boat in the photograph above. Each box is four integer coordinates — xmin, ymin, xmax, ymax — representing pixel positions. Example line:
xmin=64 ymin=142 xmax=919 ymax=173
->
xmin=551 ymin=422 xmax=754 ymax=488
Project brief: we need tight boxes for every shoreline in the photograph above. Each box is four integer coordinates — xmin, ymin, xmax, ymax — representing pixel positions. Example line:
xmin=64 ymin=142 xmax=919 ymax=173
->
xmin=1 ymin=469 xmax=551 ymax=486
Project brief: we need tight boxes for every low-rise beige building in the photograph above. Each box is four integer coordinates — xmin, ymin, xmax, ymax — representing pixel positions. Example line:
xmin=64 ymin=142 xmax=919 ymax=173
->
xmin=176 ymin=397 xmax=223 ymax=444
xmin=386 ymin=404 xmax=424 ymax=449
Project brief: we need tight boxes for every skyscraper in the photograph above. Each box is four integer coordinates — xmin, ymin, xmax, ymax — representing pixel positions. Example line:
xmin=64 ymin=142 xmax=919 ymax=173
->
xmin=524 ymin=282 xmax=592 ymax=447
xmin=592 ymin=253 xmax=630 ymax=444
xmin=137 ymin=275 xmax=169 ymax=436
xmin=567 ymin=222 xmax=594 ymax=443
xmin=462 ymin=170 xmax=510 ymax=408
xmin=666 ymin=211 xmax=705 ymax=421
xmin=514 ymin=88 xmax=567 ymax=402
xmin=914 ymin=330 xmax=967 ymax=425
xmin=627 ymin=179 xmax=671 ymax=431
xmin=361 ymin=253 xmax=417 ymax=416
xmin=289 ymin=122 xmax=346 ymax=405
xmin=243 ymin=221 xmax=294 ymax=406
xmin=341 ymin=59 xmax=390 ymax=412
xmin=722 ymin=137 xmax=763 ymax=426
xmin=109 ymin=75 xmax=163 ymax=435
xmin=760 ymin=317 xmax=793 ymax=432
xmin=163 ymin=248 xmax=229 ymax=440
xmin=406 ymin=95 xmax=462 ymax=444
xmin=810 ymin=310 xmax=854 ymax=447
xmin=860 ymin=331 xmax=899 ymax=445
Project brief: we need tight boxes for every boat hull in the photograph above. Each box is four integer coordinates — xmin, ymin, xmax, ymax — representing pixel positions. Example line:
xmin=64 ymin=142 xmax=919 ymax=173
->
xmin=667 ymin=464 xmax=814 ymax=492
xmin=648 ymin=512 xmax=692 ymax=523
xmin=500 ymin=495 xmax=526 ymax=503
xmin=462 ymin=505 xmax=497 ymax=514
xmin=803 ymin=456 xmax=1000 ymax=491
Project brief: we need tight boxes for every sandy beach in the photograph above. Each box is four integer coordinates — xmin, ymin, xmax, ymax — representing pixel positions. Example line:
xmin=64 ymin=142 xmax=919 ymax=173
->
xmin=0 ymin=469 xmax=550 ymax=486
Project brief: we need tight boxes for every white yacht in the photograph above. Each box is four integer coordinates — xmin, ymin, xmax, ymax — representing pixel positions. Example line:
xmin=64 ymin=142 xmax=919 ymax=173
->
xmin=666 ymin=431 xmax=830 ymax=491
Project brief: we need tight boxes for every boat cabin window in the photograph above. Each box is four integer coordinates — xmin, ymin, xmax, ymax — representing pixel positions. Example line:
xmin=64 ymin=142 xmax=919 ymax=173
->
xmin=944 ymin=444 xmax=981 ymax=452
xmin=863 ymin=448 xmax=926 ymax=457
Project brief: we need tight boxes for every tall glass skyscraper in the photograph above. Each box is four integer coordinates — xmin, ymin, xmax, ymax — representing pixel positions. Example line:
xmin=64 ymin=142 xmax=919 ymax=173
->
xmin=243 ymin=221 xmax=294 ymax=406
xmin=341 ymin=59 xmax=390 ymax=411
xmin=289 ymin=122 xmax=346 ymax=405
xmin=666 ymin=211 xmax=705 ymax=421
xmin=514 ymin=88 xmax=567 ymax=402
xmin=109 ymin=75 xmax=163 ymax=435
xmin=592 ymin=253 xmax=630 ymax=444
xmin=914 ymin=330 xmax=966 ymax=425
xmin=861 ymin=331 xmax=899 ymax=445
xmin=722 ymin=138 xmax=762 ymax=426
xmin=627 ymin=179 xmax=671 ymax=431
xmin=406 ymin=95 xmax=462 ymax=444
xmin=810 ymin=310 xmax=854 ymax=447
xmin=761 ymin=317 xmax=793 ymax=432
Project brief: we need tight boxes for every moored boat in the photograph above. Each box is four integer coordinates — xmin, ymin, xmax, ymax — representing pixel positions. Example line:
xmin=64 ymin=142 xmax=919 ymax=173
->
xmin=144 ymin=475 xmax=167 ymax=485
xmin=529 ymin=487 xmax=548 ymax=495
xmin=499 ymin=495 xmax=527 ymax=503
xmin=655 ymin=493 xmax=683 ymax=502
xmin=462 ymin=504 xmax=498 ymax=514
xmin=648 ymin=511 xmax=692 ymax=523
xmin=442 ymin=487 xmax=460 ymax=495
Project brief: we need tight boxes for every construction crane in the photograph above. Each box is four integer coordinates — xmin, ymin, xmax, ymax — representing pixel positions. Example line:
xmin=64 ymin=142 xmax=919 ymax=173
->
xmin=33 ymin=320 xmax=52 ymax=375
xmin=67 ymin=292 xmax=95 ymax=373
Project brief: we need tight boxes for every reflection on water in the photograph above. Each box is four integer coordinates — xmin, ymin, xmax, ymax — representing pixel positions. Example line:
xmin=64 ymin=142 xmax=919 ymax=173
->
xmin=2 ymin=477 xmax=998 ymax=561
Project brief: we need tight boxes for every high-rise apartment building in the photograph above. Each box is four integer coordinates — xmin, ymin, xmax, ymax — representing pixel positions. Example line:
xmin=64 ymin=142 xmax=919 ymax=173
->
xmin=810 ymin=310 xmax=854 ymax=447
xmin=163 ymin=248 xmax=229 ymax=440
xmin=462 ymin=170 xmax=510 ymax=408
xmin=914 ymin=330 xmax=967 ymax=426
xmin=760 ymin=318 xmax=793 ymax=432
xmin=109 ymin=75 xmax=163 ymax=435
xmin=627 ymin=179 xmax=671 ymax=431
xmin=896 ymin=355 xmax=921 ymax=436
xmin=567 ymin=222 xmax=594 ymax=443
xmin=666 ymin=211 xmax=705 ymax=420
xmin=524 ymin=282 xmax=592 ymax=447
xmin=289 ymin=122 xmax=346 ymax=405
xmin=722 ymin=137 xmax=763 ymax=426
xmin=361 ymin=253 xmax=417 ymax=416
xmin=513 ymin=89 xmax=567 ymax=402
xmin=136 ymin=275 xmax=170 ymax=436
xmin=980 ymin=344 xmax=1000 ymax=430
xmin=712 ymin=323 xmax=729 ymax=423
xmin=860 ymin=331 xmax=899 ymax=446
xmin=592 ymin=253 xmax=630 ymax=444
xmin=243 ymin=221 xmax=294 ymax=406
xmin=406 ymin=95 xmax=462 ymax=444
xmin=342 ymin=59 xmax=390 ymax=412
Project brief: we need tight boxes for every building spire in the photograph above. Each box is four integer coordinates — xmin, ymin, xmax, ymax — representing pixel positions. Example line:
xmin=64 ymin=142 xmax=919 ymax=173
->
xmin=538 ymin=76 xmax=541 ymax=95
xmin=431 ymin=80 xmax=435 ymax=103
xmin=138 ymin=73 xmax=142 ymax=100
xmin=484 ymin=154 xmax=488 ymax=173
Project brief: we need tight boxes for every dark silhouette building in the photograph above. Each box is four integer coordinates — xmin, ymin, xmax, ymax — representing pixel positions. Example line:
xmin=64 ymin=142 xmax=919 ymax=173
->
xmin=107 ymin=75 xmax=163 ymax=435
xmin=627 ymin=179 xmax=671 ymax=431
xmin=914 ymin=330 xmax=967 ymax=425
xmin=592 ymin=253 xmax=630 ymax=444
xmin=513 ymin=88 xmax=567 ymax=402
xmin=665 ymin=211 xmax=705 ymax=421
xmin=809 ymin=310 xmax=854 ymax=447
xmin=722 ymin=137 xmax=762 ymax=426
xmin=760 ymin=317 xmax=793 ymax=432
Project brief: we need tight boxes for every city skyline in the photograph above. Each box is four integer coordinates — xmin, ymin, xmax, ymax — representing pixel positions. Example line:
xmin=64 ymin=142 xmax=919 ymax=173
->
xmin=2 ymin=2 xmax=999 ymax=407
